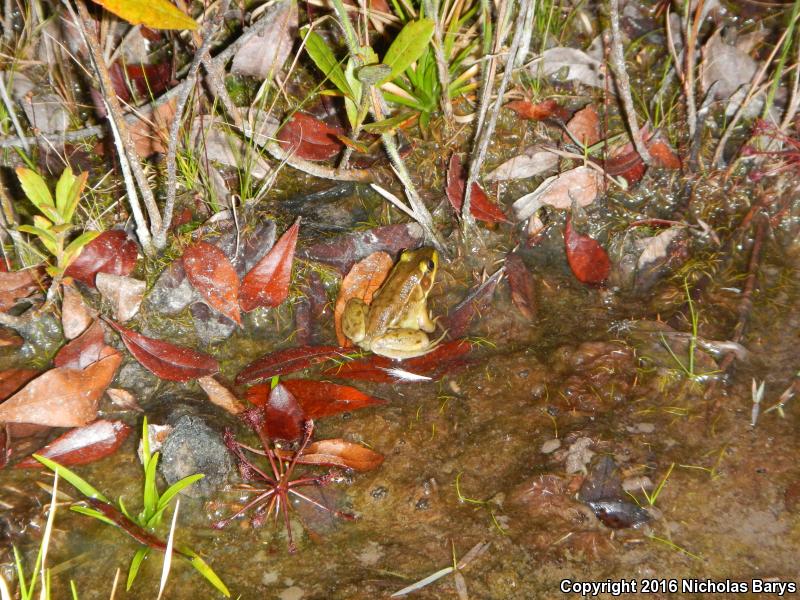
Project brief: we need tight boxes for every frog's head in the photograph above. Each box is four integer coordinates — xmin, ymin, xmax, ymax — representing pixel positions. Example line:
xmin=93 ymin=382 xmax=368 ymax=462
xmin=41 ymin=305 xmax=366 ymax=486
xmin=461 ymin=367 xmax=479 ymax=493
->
xmin=399 ymin=247 xmax=438 ymax=294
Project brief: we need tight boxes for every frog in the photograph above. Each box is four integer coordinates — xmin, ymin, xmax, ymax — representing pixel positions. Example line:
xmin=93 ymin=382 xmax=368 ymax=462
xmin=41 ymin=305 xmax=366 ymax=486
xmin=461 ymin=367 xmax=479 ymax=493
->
xmin=341 ymin=247 xmax=443 ymax=360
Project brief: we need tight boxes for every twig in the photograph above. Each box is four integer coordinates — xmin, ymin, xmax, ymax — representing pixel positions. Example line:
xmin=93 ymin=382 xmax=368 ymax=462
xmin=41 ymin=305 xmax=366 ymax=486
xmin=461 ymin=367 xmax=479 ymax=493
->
xmin=262 ymin=139 xmax=371 ymax=182
xmin=608 ymin=0 xmax=652 ymax=165
xmin=0 ymin=72 xmax=30 ymax=153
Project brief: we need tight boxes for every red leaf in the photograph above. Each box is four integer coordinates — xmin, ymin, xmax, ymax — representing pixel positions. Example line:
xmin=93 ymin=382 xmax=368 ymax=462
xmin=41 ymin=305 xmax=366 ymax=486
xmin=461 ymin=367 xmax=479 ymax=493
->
xmin=445 ymin=269 xmax=505 ymax=338
xmin=325 ymin=339 xmax=473 ymax=382
xmin=276 ymin=113 xmax=344 ymax=161
xmin=299 ymin=439 xmax=384 ymax=472
xmin=65 ymin=231 xmax=138 ymax=287
xmin=182 ymin=241 xmax=241 ymax=325
xmin=15 ymin=419 xmax=131 ymax=468
xmin=648 ymin=138 xmax=682 ymax=169
xmin=505 ymin=253 xmax=537 ymax=320
xmin=0 ymin=369 xmax=41 ymax=401
xmin=248 ymin=379 xmax=386 ymax=417
xmin=506 ymin=99 xmax=570 ymax=121
xmin=446 ymin=155 xmax=510 ymax=224
xmin=265 ymin=383 xmax=304 ymax=441
xmin=236 ymin=344 xmax=347 ymax=385
xmin=239 ymin=219 xmax=300 ymax=312
xmin=0 ymin=353 xmax=122 ymax=427
xmin=565 ymin=105 xmax=602 ymax=146
xmin=109 ymin=61 xmax=172 ymax=103
xmin=105 ymin=319 xmax=219 ymax=382
xmin=54 ymin=320 xmax=107 ymax=370
xmin=564 ymin=214 xmax=611 ymax=284
xmin=604 ymin=149 xmax=646 ymax=185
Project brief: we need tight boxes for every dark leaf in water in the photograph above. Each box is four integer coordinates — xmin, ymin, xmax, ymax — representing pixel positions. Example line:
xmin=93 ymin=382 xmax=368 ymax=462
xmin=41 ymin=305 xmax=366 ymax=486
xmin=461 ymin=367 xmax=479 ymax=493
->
xmin=564 ymin=214 xmax=611 ymax=285
xmin=445 ymin=269 xmax=505 ymax=338
xmin=236 ymin=345 xmax=347 ymax=385
xmin=54 ymin=320 xmax=108 ymax=370
xmin=0 ymin=369 xmax=41 ymax=401
xmin=265 ymin=383 xmax=304 ymax=441
xmin=298 ymin=223 xmax=424 ymax=274
xmin=276 ymin=113 xmax=344 ymax=161
xmin=65 ymin=230 xmax=138 ymax=287
xmin=446 ymin=155 xmax=510 ymax=224
xmin=248 ymin=379 xmax=387 ymax=417
xmin=182 ymin=241 xmax=241 ymax=325
xmin=0 ymin=267 xmax=46 ymax=312
xmin=0 ymin=352 xmax=121 ymax=427
xmin=240 ymin=219 xmax=300 ymax=312
xmin=504 ymin=253 xmax=537 ymax=320
xmin=105 ymin=319 xmax=219 ymax=382
xmin=297 ymin=439 xmax=384 ymax=472
xmin=578 ymin=455 xmax=622 ymax=503
xmin=587 ymin=500 xmax=651 ymax=529
xmin=505 ymin=99 xmax=570 ymax=121
xmin=15 ymin=419 xmax=131 ymax=468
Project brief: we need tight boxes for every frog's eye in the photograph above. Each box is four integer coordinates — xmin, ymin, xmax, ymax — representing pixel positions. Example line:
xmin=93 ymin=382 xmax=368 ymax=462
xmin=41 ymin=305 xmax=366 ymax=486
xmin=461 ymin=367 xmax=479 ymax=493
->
xmin=426 ymin=259 xmax=436 ymax=271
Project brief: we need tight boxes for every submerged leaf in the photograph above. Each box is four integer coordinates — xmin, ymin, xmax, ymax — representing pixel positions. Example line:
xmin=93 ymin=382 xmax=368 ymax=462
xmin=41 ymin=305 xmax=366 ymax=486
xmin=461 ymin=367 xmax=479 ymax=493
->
xmin=240 ymin=219 xmax=300 ymax=312
xmin=446 ymin=155 xmax=510 ymax=224
xmin=505 ymin=253 xmax=537 ymax=320
xmin=16 ymin=420 xmax=131 ymax=468
xmin=183 ymin=241 xmax=241 ymax=325
xmin=236 ymin=345 xmax=348 ymax=385
xmin=564 ymin=214 xmax=611 ymax=284
xmin=264 ymin=383 xmax=304 ymax=441
xmin=298 ymin=439 xmax=384 ymax=472
xmin=446 ymin=270 xmax=505 ymax=339
xmin=105 ymin=319 xmax=219 ymax=382
xmin=247 ymin=379 xmax=386 ymax=417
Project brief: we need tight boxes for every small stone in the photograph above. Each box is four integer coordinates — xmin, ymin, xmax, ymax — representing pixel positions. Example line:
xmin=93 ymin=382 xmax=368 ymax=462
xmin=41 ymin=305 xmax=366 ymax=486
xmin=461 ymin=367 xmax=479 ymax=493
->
xmin=622 ymin=476 xmax=654 ymax=493
xmin=626 ymin=422 xmax=656 ymax=434
xmin=541 ymin=438 xmax=562 ymax=454
xmin=565 ymin=437 xmax=595 ymax=474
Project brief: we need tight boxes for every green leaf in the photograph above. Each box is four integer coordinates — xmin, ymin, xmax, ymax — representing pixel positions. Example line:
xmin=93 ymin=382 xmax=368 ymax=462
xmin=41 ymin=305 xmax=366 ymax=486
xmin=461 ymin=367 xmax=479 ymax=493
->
xmin=181 ymin=548 xmax=231 ymax=597
xmin=344 ymin=59 xmax=362 ymax=129
xmin=362 ymin=112 xmax=416 ymax=133
xmin=70 ymin=505 xmax=117 ymax=526
xmin=16 ymin=167 xmax=54 ymax=210
xmin=55 ymin=167 xmax=77 ymax=217
xmin=62 ymin=231 xmax=100 ymax=268
xmin=142 ymin=451 xmax=160 ymax=520
xmin=35 ymin=455 xmax=110 ymax=502
xmin=381 ymin=19 xmax=435 ymax=83
xmin=63 ymin=171 xmax=89 ymax=224
xmin=18 ymin=225 xmax=59 ymax=255
xmin=126 ymin=548 xmax=150 ymax=590
xmin=303 ymin=30 xmax=354 ymax=99
xmin=90 ymin=0 xmax=198 ymax=30
xmin=156 ymin=474 xmax=204 ymax=513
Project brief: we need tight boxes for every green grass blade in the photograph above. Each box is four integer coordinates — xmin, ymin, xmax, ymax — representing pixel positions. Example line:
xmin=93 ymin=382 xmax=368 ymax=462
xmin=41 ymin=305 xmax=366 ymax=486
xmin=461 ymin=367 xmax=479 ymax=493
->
xmin=142 ymin=451 xmax=160 ymax=520
xmin=70 ymin=506 xmax=117 ymax=527
xmin=181 ymin=549 xmax=231 ymax=598
xmin=34 ymin=455 xmax=109 ymax=503
xmin=303 ymin=29 xmax=354 ymax=99
xmin=126 ymin=548 xmax=149 ymax=591
xmin=156 ymin=474 xmax=204 ymax=513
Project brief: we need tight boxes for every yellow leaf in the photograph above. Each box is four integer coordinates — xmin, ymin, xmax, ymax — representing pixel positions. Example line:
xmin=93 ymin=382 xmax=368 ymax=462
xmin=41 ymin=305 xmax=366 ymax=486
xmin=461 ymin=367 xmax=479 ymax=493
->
xmin=90 ymin=0 xmax=197 ymax=30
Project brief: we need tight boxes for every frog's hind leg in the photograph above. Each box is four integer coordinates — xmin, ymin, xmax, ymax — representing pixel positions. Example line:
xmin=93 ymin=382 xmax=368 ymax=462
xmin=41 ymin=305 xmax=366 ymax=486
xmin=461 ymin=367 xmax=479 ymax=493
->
xmin=370 ymin=329 xmax=447 ymax=360
xmin=341 ymin=298 xmax=368 ymax=344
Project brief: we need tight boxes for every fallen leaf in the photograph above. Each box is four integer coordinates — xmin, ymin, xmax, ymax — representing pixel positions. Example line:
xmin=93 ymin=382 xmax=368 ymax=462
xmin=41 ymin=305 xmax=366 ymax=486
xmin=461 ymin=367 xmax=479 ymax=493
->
xmin=128 ymin=98 xmax=176 ymax=158
xmin=96 ymin=273 xmax=145 ymax=322
xmin=334 ymin=252 xmax=393 ymax=346
xmin=190 ymin=114 xmax=273 ymax=179
xmin=65 ymin=230 xmax=138 ymax=287
xmin=240 ymin=219 xmax=300 ymax=312
xmin=512 ymin=166 xmax=603 ymax=221
xmin=505 ymin=253 xmax=537 ymax=320
xmin=604 ymin=149 xmax=646 ymax=185
xmin=106 ymin=388 xmax=143 ymax=412
xmin=505 ymin=99 xmax=570 ymax=121
xmin=0 ymin=268 xmax=45 ymax=312
xmin=105 ymin=319 xmax=219 ymax=382
xmin=265 ymin=383 xmax=304 ymax=441
xmin=247 ymin=379 xmax=386 ymax=418
xmin=61 ymin=281 xmax=94 ymax=339
xmin=486 ymin=147 xmax=559 ymax=181
xmin=446 ymin=270 xmax=505 ymax=338
xmin=565 ymin=214 xmax=611 ymax=284
xmin=90 ymin=0 xmax=197 ymax=30
xmin=298 ymin=223 xmax=424 ymax=274
xmin=54 ymin=320 xmax=109 ymax=370
xmin=231 ymin=0 xmax=297 ymax=80
xmin=236 ymin=345 xmax=348 ymax=385
xmin=109 ymin=61 xmax=172 ymax=103
xmin=15 ymin=419 xmax=131 ymax=468
xmin=298 ymin=439 xmax=384 ymax=472
xmin=566 ymin=105 xmax=601 ymax=146
xmin=446 ymin=155 xmax=510 ymax=224
xmin=182 ymin=241 xmax=241 ymax=325
xmin=647 ymin=138 xmax=682 ymax=169
xmin=531 ymin=45 xmax=606 ymax=88
xmin=701 ymin=29 xmax=757 ymax=102
xmin=0 ymin=353 xmax=121 ymax=427
xmin=276 ymin=113 xmax=344 ymax=161
xmin=198 ymin=376 xmax=246 ymax=415
xmin=0 ymin=369 xmax=40 ymax=401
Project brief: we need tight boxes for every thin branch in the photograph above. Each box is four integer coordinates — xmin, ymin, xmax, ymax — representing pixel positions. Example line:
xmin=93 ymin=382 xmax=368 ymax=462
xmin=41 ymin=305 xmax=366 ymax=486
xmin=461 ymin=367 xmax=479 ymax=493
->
xmin=0 ymin=72 xmax=30 ymax=153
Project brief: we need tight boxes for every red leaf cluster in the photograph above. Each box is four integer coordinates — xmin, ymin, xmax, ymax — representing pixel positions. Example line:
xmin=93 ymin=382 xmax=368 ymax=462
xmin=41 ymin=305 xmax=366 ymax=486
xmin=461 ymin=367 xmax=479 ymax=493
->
xmin=65 ymin=231 xmax=138 ymax=287
xmin=276 ymin=113 xmax=345 ymax=161
xmin=446 ymin=155 xmax=510 ymax=224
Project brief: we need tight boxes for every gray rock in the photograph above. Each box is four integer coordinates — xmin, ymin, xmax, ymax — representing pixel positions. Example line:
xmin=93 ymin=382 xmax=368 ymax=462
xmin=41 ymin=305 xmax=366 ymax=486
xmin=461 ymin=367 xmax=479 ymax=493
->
xmin=159 ymin=415 xmax=233 ymax=498
xmin=114 ymin=361 xmax=160 ymax=402
xmin=147 ymin=262 xmax=200 ymax=315
xmin=191 ymin=302 xmax=237 ymax=344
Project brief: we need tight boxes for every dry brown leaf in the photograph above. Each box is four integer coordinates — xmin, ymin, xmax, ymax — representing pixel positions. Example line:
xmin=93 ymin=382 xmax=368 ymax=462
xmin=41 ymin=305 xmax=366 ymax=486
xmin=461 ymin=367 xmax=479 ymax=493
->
xmin=128 ymin=98 xmax=176 ymax=157
xmin=333 ymin=252 xmax=393 ymax=346
xmin=0 ymin=351 xmax=122 ymax=427
xmin=197 ymin=376 xmax=246 ymax=415
xmin=512 ymin=166 xmax=603 ymax=221
xmin=62 ymin=281 xmax=94 ymax=339
xmin=96 ymin=273 xmax=145 ymax=322
xmin=231 ymin=0 xmax=297 ymax=80
xmin=566 ymin=105 xmax=601 ymax=146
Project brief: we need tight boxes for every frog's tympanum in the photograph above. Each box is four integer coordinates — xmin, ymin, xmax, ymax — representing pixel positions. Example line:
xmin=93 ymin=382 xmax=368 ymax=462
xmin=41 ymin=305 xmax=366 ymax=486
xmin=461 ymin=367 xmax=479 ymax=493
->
xmin=342 ymin=247 xmax=442 ymax=360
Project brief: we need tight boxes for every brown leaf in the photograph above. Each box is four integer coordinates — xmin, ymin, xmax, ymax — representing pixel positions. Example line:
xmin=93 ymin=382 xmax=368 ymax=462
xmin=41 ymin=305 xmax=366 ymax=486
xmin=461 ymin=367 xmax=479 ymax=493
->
xmin=505 ymin=99 xmax=570 ymax=121
xmin=248 ymin=379 xmax=386 ymax=418
xmin=648 ymin=138 xmax=682 ymax=169
xmin=182 ymin=241 xmax=241 ymax=325
xmin=505 ymin=253 xmax=537 ymax=320
xmin=61 ymin=281 xmax=94 ymax=339
xmin=566 ymin=105 xmax=601 ymax=146
xmin=334 ymin=252 xmax=393 ymax=346
xmin=65 ymin=230 xmax=138 ymax=287
xmin=236 ymin=345 xmax=347 ymax=385
xmin=276 ymin=113 xmax=345 ymax=161
xmin=0 ymin=369 xmax=40 ymax=401
xmin=300 ymin=439 xmax=384 ymax=472
xmin=0 ymin=353 xmax=121 ymax=427
xmin=0 ymin=268 xmax=45 ymax=312
xmin=106 ymin=388 xmax=143 ymax=412
xmin=15 ymin=419 xmax=131 ymax=468
xmin=231 ymin=0 xmax=297 ymax=80
xmin=128 ymin=98 xmax=176 ymax=158
xmin=198 ymin=376 xmax=246 ymax=415
xmin=512 ymin=166 xmax=602 ymax=222
xmin=96 ymin=273 xmax=145 ymax=322
xmin=265 ymin=383 xmax=304 ymax=441
xmin=565 ymin=214 xmax=611 ymax=284
xmin=54 ymin=320 xmax=108 ymax=370
xmin=105 ymin=319 xmax=219 ymax=382
xmin=240 ymin=219 xmax=300 ymax=312
xmin=446 ymin=155 xmax=510 ymax=224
